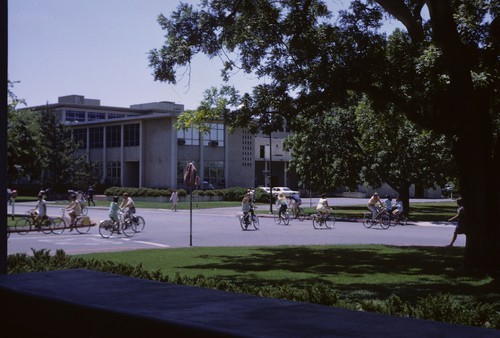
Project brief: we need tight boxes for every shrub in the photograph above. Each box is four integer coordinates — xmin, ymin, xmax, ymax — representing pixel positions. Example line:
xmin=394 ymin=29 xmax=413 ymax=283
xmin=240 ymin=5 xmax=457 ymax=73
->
xmin=223 ymin=187 xmax=247 ymax=201
xmin=204 ymin=190 xmax=216 ymax=197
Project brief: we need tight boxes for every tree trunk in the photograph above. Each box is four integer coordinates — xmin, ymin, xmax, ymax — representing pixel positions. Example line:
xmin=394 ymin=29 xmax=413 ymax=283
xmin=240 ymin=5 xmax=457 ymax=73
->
xmin=398 ymin=185 xmax=411 ymax=217
xmin=454 ymin=119 xmax=499 ymax=271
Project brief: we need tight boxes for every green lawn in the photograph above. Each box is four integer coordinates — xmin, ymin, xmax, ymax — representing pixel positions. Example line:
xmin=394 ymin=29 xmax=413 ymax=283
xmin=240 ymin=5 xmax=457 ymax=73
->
xmin=77 ymin=244 xmax=498 ymax=306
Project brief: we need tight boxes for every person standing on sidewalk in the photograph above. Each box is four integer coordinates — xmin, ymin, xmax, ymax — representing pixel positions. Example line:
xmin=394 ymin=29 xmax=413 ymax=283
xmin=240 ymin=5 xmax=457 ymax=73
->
xmin=87 ymin=186 xmax=95 ymax=206
xmin=170 ymin=190 xmax=179 ymax=212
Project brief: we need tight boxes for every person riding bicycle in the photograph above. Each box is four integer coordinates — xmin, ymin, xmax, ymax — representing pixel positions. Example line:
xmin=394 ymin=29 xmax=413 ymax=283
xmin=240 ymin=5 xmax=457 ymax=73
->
xmin=316 ymin=193 xmax=331 ymax=217
xmin=289 ymin=193 xmax=302 ymax=218
xmin=246 ymin=188 xmax=256 ymax=218
xmin=241 ymin=194 xmax=252 ymax=227
xmin=367 ymin=192 xmax=382 ymax=221
xmin=392 ymin=195 xmax=404 ymax=217
xmin=65 ymin=194 xmax=82 ymax=227
xmin=120 ymin=192 xmax=136 ymax=221
xmin=277 ymin=193 xmax=288 ymax=220
xmin=108 ymin=196 xmax=121 ymax=234
xmin=384 ymin=195 xmax=393 ymax=214
xmin=31 ymin=193 xmax=48 ymax=227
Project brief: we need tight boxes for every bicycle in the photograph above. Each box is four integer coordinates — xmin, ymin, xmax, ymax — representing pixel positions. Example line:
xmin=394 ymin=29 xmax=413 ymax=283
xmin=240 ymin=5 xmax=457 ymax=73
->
xmin=122 ymin=211 xmax=146 ymax=233
xmin=291 ymin=204 xmax=306 ymax=221
xmin=389 ymin=212 xmax=408 ymax=226
xmin=240 ymin=207 xmax=259 ymax=230
xmin=362 ymin=207 xmax=391 ymax=229
xmin=312 ymin=212 xmax=335 ymax=229
xmin=99 ymin=211 xmax=135 ymax=238
xmin=274 ymin=204 xmax=290 ymax=225
xmin=58 ymin=208 xmax=92 ymax=234
xmin=14 ymin=211 xmax=63 ymax=235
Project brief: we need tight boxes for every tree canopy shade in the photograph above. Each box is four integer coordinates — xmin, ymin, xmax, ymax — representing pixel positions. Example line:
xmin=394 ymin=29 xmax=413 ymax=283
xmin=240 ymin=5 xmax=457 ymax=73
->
xmin=149 ymin=0 xmax=499 ymax=270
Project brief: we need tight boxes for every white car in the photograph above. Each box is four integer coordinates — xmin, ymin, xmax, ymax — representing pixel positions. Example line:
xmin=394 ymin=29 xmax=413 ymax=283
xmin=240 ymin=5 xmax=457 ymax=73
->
xmin=257 ymin=186 xmax=271 ymax=194
xmin=272 ymin=187 xmax=299 ymax=197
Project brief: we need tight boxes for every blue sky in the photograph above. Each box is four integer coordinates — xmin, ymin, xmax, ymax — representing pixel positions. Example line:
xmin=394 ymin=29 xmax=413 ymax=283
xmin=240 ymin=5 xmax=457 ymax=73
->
xmin=9 ymin=1 xmax=403 ymax=110
xmin=9 ymin=0 xmax=263 ymax=110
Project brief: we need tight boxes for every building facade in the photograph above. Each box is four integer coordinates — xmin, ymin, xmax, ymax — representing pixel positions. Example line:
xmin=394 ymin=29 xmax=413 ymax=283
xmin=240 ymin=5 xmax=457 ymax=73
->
xmin=27 ymin=95 xmax=257 ymax=190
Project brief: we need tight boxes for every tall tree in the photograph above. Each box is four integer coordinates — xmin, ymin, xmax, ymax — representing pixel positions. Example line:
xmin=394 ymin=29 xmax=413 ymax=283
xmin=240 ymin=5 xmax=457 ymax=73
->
xmin=37 ymin=107 xmax=88 ymax=192
xmin=284 ymin=97 xmax=455 ymax=214
xmin=149 ymin=0 xmax=499 ymax=270
xmin=7 ymin=84 xmax=43 ymax=184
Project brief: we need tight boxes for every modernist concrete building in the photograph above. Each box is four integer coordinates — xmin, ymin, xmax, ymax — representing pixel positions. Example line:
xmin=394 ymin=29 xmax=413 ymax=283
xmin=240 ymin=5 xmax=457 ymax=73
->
xmin=27 ymin=95 xmax=262 ymax=190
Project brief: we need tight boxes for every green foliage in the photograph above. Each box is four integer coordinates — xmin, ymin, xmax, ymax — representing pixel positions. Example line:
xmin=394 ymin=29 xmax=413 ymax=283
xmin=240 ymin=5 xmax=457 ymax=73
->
xmin=222 ymin=187 xmax=247 ymax=201
xmin=103 ymin=186 xmax=190 ymax=198
xmin=7 ymin=84 xmax=43 ymax=183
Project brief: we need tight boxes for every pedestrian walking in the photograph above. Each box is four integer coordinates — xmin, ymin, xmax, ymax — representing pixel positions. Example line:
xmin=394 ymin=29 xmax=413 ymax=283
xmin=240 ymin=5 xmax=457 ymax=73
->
xmin=447 ymin=198 xmax=466 ymax=247
xmin=87 ymin=186 xmax=95 ymax=206
xmin=170 ymin=189 xmax=179 ymax=212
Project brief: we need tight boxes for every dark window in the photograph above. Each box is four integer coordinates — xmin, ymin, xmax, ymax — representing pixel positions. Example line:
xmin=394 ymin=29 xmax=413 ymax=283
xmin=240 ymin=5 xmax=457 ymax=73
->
xmin=124 ymin=124 xmax=140 ymax=147
xmin=106 ymin=125 xmax=121 ymax=148
xmin=89 ymin=127 xmax=104 ymax=149
xmin=87 ymin=112 xmax=106 ymax=121
xmin=65 ymin=109 xmax=86 ymax=122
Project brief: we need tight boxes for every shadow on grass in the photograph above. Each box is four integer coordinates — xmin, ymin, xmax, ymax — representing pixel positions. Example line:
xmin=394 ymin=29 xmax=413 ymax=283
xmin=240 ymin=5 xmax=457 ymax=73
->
xmin=187 ymin=245 xmax=499 ymax=304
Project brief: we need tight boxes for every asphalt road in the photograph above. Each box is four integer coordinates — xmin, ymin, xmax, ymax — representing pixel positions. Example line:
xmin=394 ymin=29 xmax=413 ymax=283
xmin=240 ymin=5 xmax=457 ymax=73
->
xmin=6 ymin=198 xmax=464 ymax=255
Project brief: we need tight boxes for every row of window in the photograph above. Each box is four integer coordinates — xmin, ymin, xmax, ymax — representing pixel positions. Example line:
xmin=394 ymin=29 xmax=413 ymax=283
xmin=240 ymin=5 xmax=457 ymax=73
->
xmin=65 ymin=109 xmax=136 ymax=123
xmin=72 ymin=124 xmax=140 ymax=149
xmin=176 ymin=123 xmax=225 ymax=147
xmin=92 ymin=160 xmax=226 ymax=188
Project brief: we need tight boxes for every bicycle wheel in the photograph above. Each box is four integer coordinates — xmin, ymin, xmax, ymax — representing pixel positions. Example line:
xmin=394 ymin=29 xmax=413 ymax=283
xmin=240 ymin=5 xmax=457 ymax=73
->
xmin=239 ymin=215 xmax=248 ymax=230
xmin=297 ymin=208 xmax=306 ymax=222
xmin=325 ymin=215 xmax=336 ymax=229
xmin=40 ymin=218 xmax=53 ymax=234
xmin=312 ymin=215 xmax=320 ymax=229
xmin=14 ymin=218 xmax=30 ymax=235
xmin=51 ymin=217 xmax=66 ymax=234
xmin=132 ymin=216 xmax=145 ymax=233
xmin=252 ymin=215 xmax=260 ymax=230
xmin=283 ymin=212 xmax=290 ymax=225
xmin=122 ymin=220 xmax=136 ymax=237
xmin=380 ymin=215 xmax=391 ymax=229
xmin=99 ymin=220 xmax=114 ymax=238
xmin=273 ymin=211 xmax=282 ymax=224
xmin=81 ymin=204 xmax=88 ymax=216
xmin=75 ymin=218 xmax=91 ymax=234
xmin=362 ymin=213 xmax=373 ymax=229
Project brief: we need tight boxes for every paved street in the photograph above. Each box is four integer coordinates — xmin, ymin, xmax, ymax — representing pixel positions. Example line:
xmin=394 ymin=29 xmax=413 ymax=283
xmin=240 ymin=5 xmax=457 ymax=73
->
xmin=6 ymin=198 xmax=464 ymax=255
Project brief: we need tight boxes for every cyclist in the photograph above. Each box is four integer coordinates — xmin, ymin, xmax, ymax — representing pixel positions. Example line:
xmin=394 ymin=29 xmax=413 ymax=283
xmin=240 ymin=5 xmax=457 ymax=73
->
xmin=246 ymin=188 xmax=256 ymax=218
xmin=241 ymin=194 xmax=252 ymax=227
xmin=120 ymin=192 xmax=136 ymax=221
xmin=108 ymin=196 xmax=121 ymax=234
xmin=65 ymin=194 xmax=82 ymax=227
xmin=367 ymin=192 xmax=382 ymax=221
xmin=316 ymin=193 xmax=331 ymax=217
xmin=289 ymin=193 xmax=302 ymax=218
xmin=277 ymin=193 xmax=288 ymax=220
xmin=31 ymin=193 xmax=47 ymax=226
xmin=384 ymin=195 xmax=393 ymax=214
xmin=392 ymin=195 xmax=404 ymax=217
